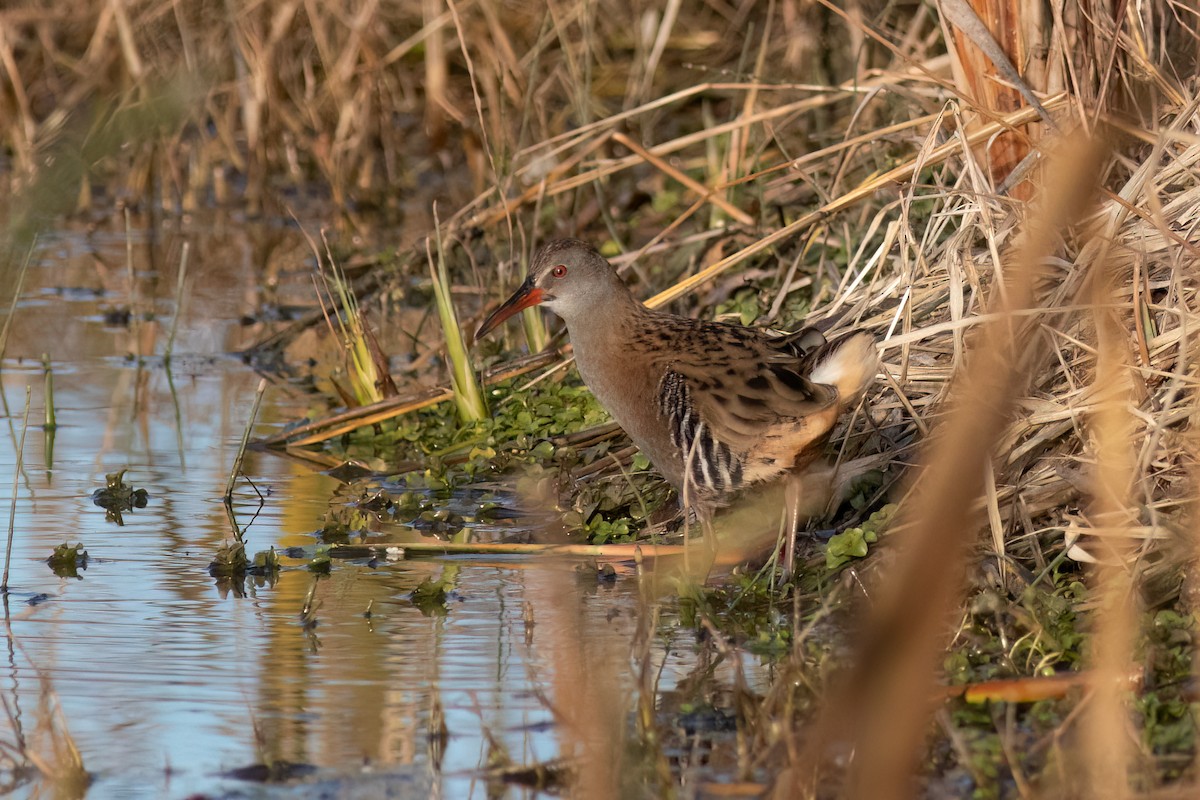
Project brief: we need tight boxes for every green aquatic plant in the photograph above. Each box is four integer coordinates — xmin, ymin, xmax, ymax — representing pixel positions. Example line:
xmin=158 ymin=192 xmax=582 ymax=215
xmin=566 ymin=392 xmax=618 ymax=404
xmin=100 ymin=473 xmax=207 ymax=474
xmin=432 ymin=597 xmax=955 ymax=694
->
xmin=307 ymin=545 xmax=332 ymax=574
xmin=410 ymin=576 xmax=451 ymax=616
xmin=92 ymin=469 xmax=149 ymax=525
xmin=208 ymin=541 xmax=248 ymax=577
xmin=429 ymin=218 xmax=487 ymax=423
xmin=315 ymin=241 xmax=393 ymax=407
xmin=346 ymin=375 xmax=610 ymax=475
xmin=250 ymin=547 xmax=281 ymax=576
xmin=824 ymin=503 xmax=898 ymax=569
xmin=46 ymin=543 xmax=88 ymax=578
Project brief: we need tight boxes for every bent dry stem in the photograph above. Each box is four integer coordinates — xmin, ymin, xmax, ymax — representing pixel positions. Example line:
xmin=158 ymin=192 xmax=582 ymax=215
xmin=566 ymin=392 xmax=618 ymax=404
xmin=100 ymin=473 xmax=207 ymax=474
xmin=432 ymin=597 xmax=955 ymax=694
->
xmin=4 ymin=387 xmax=32 ymax=592
xmin=225 ymin=379 xmax=268 ymax=505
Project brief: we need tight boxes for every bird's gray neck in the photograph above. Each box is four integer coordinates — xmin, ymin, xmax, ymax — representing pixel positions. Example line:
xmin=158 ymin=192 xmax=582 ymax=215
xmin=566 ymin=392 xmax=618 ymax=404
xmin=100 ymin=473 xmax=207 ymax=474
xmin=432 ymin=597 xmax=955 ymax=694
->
xmin=558 ymin=286 xmax=648 ymax=352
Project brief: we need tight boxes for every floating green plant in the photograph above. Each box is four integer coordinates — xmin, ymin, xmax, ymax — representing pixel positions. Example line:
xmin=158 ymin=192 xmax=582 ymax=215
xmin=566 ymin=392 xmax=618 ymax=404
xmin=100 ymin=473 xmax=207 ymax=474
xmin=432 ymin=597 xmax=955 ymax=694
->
xmin=208 ymin=540 xmax=248 ymax=577
xmin=824 ymin=503 xmax=898 ymax=569
xmin=250 ymin=547 xmax=281 ymax=576
xmin=47 ymin=542 xmax=88 ymax=578
xmin=307 ymin=545 xmax=332 ymax=574
xmin=92 ymin=469 xmax=149 ymax=525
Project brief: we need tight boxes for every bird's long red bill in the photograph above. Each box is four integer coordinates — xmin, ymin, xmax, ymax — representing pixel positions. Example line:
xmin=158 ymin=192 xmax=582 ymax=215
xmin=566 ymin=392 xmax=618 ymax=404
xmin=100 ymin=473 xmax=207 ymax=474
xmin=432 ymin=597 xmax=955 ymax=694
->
xmin=475 ymin=276 xmax=545 ymax=340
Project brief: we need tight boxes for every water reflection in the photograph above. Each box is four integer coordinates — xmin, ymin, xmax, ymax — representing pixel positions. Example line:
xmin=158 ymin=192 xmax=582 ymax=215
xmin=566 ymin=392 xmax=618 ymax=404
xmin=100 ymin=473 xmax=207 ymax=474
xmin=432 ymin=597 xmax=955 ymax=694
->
xmin=0 ymin=213 xmax=768 ymax=798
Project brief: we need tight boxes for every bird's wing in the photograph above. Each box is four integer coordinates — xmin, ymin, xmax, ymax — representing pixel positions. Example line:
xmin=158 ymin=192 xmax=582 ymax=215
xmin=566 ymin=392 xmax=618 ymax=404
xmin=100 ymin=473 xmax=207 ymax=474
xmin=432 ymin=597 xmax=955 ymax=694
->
xmin=657 ymin=368 xmax=745 ymax=496
xmin=661 ymin=354 xmax=835 ymax=439
xmin=655 ymin=335 xmax=837 ymax=495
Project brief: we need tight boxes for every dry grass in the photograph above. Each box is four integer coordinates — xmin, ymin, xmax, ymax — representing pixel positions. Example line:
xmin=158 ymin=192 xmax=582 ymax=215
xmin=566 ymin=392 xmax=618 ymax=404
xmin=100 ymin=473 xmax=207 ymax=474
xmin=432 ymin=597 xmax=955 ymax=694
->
xmin=4 ymin=0 xmax=1200 ymax=796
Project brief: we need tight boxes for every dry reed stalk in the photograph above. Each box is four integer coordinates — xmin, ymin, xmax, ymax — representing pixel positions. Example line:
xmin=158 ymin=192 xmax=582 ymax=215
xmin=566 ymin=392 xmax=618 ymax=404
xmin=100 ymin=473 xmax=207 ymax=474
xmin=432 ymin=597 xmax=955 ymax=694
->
xmin=646 ymin=95 xmax=1066 ymax=310
xmin=777 ymin=134 xmax=1106 ymax=799
xmin=0 ymin=239 xmax=34 ymax=363
xmin=935 ymin=0 xmax=1062 ymax=189
xmin=611 ymin=131 xmax=753 ymax=226
xmin=513 ymin=77 xmax=882 ymax=162
xmin=1070 ymin=233 xmax=1140 ymax=798
xmin=224 ymin=378 xmax=268 ymax=503
xmin=163 ymin=241 xmax=189 ymax=362
xmin=515 ymin=58 xmax=959 ymax=201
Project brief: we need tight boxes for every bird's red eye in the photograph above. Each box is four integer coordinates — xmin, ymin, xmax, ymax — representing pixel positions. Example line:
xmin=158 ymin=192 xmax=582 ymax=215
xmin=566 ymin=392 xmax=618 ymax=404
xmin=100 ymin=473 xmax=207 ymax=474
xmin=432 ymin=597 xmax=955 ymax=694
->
xmin=551 ymin=265 xmax=568 ymax=278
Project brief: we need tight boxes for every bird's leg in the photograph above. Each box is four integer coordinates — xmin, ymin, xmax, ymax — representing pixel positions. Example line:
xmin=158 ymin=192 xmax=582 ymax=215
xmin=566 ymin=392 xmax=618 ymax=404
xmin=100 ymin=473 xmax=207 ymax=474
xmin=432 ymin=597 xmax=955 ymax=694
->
xmin=781 ymin=474 xmax=803 ymax=581
xmin=780 ymin=463 xmax=836 ymax=580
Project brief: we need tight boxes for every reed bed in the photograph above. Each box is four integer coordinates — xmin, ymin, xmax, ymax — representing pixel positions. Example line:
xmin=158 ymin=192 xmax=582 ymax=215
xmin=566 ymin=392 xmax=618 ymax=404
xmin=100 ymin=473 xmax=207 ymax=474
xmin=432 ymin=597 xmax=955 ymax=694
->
xmin=4 ymin=0 xmax=1200 ymax=795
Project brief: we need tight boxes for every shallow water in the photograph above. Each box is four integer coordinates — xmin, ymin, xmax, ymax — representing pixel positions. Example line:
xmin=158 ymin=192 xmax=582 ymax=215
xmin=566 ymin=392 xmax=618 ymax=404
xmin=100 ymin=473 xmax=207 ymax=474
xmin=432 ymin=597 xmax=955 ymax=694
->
xmin=0 ymin=213 xmax=767 ymax=798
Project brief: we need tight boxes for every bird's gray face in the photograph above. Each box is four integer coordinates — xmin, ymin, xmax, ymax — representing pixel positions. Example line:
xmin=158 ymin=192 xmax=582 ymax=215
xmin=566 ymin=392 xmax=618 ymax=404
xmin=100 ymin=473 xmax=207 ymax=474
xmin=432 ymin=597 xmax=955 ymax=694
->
xmin=475 ymin=239 xmax=616 ymax=339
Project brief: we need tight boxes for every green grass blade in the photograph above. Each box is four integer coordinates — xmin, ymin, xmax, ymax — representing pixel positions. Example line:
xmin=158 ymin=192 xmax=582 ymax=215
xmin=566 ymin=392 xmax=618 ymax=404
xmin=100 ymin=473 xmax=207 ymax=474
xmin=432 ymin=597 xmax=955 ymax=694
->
xmin=429 ymin=217 xmax=487 ymax=423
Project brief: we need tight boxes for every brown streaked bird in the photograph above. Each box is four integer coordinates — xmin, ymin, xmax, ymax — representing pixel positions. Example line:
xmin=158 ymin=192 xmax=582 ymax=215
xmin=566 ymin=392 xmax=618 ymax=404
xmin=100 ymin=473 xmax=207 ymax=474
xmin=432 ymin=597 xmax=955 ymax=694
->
xmin=476 ymin=238 xmax=878 ymax=518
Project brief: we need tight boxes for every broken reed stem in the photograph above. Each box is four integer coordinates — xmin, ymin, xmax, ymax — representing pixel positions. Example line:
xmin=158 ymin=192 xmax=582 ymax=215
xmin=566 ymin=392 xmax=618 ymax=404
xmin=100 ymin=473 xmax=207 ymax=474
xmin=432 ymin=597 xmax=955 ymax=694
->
xmin=41 ymin=354 xmax=55 ymax=431
xmin=3 ymin=386 xmax=32 ymax=592
xmin=224 ymin=378 xmax=267 ymax=503
xmin=332 ymin=540 xmax=679 ymax=559
xmin=164 ymin=241 xmax=190 ymax=363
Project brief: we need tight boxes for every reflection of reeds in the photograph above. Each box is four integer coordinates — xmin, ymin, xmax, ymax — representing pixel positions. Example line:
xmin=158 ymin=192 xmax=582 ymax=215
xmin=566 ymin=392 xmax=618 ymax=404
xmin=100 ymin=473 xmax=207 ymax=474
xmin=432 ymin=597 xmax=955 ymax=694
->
xmin=25 ymin=675 xmax=88 ymax=797
xmin=2 ymin=386 xmax=31 ymax=592
xmin=163 ymin=242 xmax=190 ymax=364
xmin=526 ymin=567 xmax=625 ymax=800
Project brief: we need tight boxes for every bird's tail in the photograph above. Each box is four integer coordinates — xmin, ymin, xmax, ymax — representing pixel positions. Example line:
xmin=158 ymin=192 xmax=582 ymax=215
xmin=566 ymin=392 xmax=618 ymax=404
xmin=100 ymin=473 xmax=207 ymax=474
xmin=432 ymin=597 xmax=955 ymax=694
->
xmin=808 ymin=332 xmax=878 ymax=405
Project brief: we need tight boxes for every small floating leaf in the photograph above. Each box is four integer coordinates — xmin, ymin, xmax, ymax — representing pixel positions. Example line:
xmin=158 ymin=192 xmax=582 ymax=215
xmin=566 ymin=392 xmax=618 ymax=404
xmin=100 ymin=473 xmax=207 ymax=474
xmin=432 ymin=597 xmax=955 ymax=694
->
xmin=824 ymin=503 xmax=899 ymax=569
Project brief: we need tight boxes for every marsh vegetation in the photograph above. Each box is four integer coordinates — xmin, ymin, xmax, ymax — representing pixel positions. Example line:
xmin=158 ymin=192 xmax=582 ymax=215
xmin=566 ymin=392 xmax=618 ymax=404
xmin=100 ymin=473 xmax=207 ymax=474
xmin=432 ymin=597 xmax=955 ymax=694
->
xmin=1 ymin=0 xmax=1199 ymax=797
